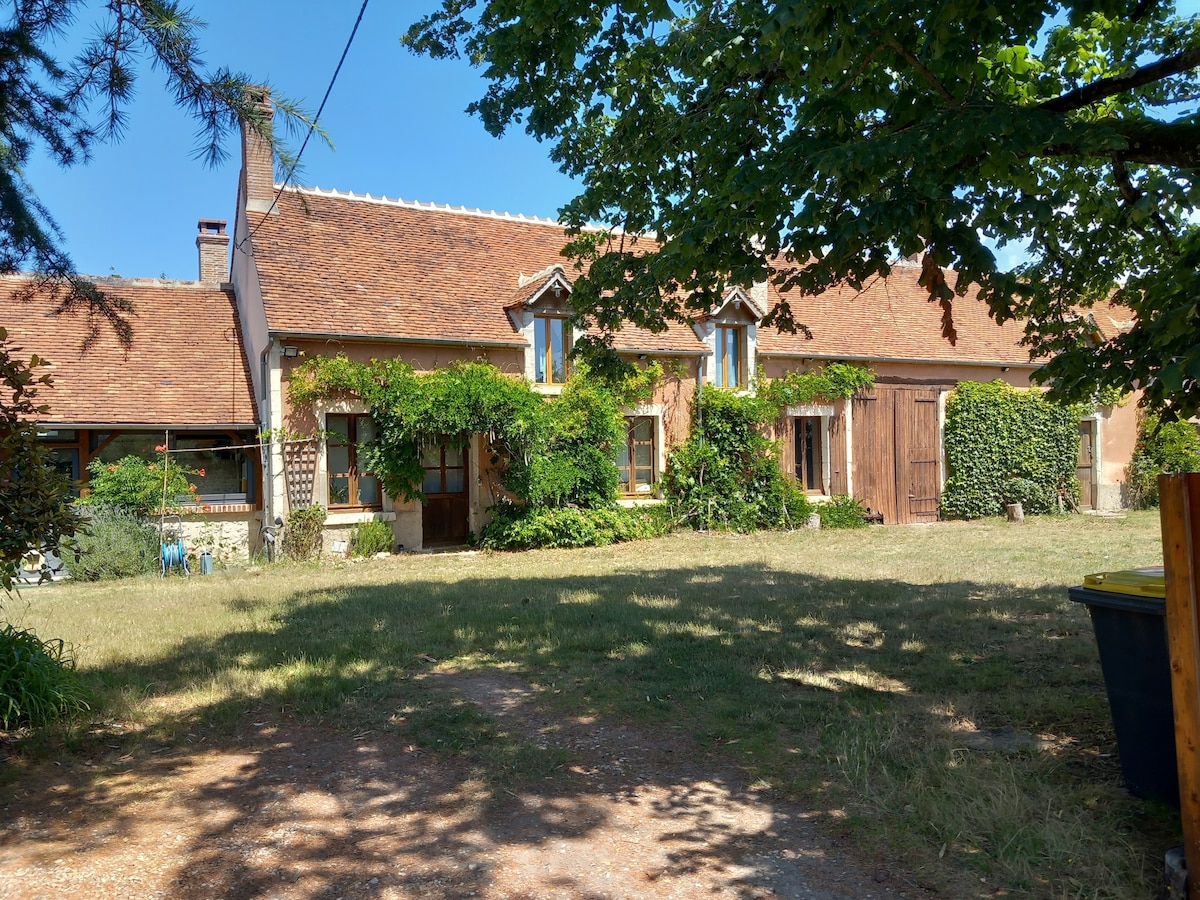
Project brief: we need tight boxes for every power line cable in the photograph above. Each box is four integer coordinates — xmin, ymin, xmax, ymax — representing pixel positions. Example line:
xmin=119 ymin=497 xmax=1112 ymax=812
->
xmin=238 ymin=0 xmax=370 ymax=248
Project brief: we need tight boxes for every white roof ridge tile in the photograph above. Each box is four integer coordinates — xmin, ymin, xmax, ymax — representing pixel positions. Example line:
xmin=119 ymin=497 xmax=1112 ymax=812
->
xmin=284 ymin=183 xmax=626 ymax=234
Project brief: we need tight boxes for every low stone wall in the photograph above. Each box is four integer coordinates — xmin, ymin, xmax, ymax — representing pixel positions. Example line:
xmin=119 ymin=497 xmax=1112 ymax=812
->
xmin=178 ymin=511 xmax=254 ymax=565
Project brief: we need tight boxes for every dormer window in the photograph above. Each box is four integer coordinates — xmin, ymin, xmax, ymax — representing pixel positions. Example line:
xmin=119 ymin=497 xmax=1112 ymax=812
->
xmin=714 ymin=324 xmax=745 ymax=388
xmin=535 ymin=314 xmax=570 ymax=384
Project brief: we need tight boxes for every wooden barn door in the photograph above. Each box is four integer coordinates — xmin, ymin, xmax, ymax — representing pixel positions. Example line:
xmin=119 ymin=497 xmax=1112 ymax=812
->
xmin=853 ymin=386 xmax=943 ymax=524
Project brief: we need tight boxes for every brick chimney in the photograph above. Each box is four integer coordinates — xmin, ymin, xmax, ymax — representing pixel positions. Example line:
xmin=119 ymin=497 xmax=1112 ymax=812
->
xmin=240 ymin=85 xmax=276 ymax=214
xmin=196 ymin=219 xmax=229 ymax=282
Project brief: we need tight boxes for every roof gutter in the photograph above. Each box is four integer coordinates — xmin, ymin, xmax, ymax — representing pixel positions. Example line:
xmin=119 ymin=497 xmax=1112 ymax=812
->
xmin=757 ymin=350 xmax=1040 ymax=369
xmin=272 ymin=330 xmax=528 ymax=350
xmin=40 ymin=422 xmax=261 ymax=430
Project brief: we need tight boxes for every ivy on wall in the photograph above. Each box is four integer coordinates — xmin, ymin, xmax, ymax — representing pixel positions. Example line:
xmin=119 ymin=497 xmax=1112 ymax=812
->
xmin=288 ymin=355 xmax=660 ymax=511
xmin=662 ymin=386 xmax=813 ymax=531
xmin=941 ymin=381 xmax=1083 ymax=519
xmin=757 ymin=361 xmax=875 ymax=407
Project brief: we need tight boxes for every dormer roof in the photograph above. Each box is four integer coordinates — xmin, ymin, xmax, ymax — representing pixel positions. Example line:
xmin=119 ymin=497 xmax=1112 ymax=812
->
xmin=507 ymin=264 xmax=573 ymax=311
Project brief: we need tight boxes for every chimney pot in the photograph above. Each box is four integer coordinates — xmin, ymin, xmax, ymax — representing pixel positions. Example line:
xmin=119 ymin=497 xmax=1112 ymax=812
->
xmin=196 ymin=218 xmax=231 ymax=283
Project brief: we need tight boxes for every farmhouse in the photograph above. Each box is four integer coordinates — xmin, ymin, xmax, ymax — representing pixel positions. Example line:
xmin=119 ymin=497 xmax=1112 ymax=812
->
xmin=4 ymin=89 xmax=1140 ymax=553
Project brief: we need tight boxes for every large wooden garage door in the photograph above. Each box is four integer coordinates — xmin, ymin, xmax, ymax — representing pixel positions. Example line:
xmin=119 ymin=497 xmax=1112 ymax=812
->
xmin=852 ymin=386 xmax=942 ymax=524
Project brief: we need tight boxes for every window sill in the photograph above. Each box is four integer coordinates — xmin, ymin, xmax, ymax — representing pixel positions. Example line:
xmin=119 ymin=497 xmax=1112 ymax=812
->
xmin=618 ymin=497 xmax=664 ymax=508
xmin=533 ymin=383 xmax=566 ymax=396
xmin=326 ymin=510 xmax=394 ymax=525
xmin=177 ymin=503 xmax=257 ymax=515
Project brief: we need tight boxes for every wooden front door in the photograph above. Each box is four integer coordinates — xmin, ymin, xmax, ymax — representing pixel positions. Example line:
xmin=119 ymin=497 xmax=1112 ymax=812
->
xmin=421 ymin=442 xmax=470 ymax=546
xmin=852 ymin=386 xmax=942 ymax=524
xmin=1077 ymin=421 xmax=1095 ymax=511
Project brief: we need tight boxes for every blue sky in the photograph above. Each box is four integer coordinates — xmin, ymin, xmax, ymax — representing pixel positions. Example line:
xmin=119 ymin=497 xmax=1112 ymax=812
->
xmin=30 ymin=3 xmax=578 ymax=281
xmin=28 ymin=3 xmax=1200 ymax=281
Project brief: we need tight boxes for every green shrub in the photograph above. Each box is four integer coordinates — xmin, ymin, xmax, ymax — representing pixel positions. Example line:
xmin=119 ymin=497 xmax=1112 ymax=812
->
xmin=0 ymin=623 xmax=90 ymax=728
xmin=941 ymin=381 xmax=1081 ymax=519
xmin=1128 ymin=413 xmax=1200 ymax=508
xmin=280 ymin=503 xmax=326 ymax=561
xmin=662 ymin=386 xmax=808 ymax=532
xmin=82 ymin=450 xmax=199 ymax=516
xmin=478 ymin=503 xmax=664 ymax=550
xmin=351 ymin=519 xmax=394 ymax=557
xmin=63 ymin=504 xmax=159 ymax=581
xmin=1000 ymin=476 xmax=1051 ymax=511
xmin=816 ymin=494 xmax=870 ymax=529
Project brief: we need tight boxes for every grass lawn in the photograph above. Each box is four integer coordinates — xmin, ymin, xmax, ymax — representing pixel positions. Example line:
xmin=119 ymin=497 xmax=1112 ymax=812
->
xmin=8 ymin=511 xmax=1177 ymax=897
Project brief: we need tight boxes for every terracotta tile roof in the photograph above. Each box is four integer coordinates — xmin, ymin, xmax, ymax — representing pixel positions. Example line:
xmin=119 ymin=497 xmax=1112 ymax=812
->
xmin=758 ymin=263 xmax=1034 ymax=365
xmin=249 ymin=187 xmax=706 ymax=354
xmin=248 ymin=189 xmax=571 ymax=345
xmin=0 ymin=277 xmax=258 ymax=427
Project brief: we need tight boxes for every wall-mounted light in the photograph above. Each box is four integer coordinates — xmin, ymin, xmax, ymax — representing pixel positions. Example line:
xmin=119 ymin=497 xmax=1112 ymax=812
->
xmin=282 ymin=345 xmax=300 ymax=359
xmin=637 ymin=354 xmax=648 ymax=361
xmin=1001 ymin=366 xmax=1010 ymax=373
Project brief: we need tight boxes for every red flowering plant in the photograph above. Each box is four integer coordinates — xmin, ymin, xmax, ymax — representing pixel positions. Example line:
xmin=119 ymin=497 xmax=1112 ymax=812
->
xmin=83 ymin=445 xmax=202 ymax=517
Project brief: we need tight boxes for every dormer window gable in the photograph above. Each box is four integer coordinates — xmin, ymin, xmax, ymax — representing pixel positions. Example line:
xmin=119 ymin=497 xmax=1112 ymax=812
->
xmin=711 ymin=285 xmax=766 ymax=323
xmin=694 ymin=286 xmax=764 ymax=390
xmin=511 ymin=265 xmax=576 ymax=387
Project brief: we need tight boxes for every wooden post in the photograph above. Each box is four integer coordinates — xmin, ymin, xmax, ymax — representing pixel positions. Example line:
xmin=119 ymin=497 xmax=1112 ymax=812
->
xmin=1161 ymin=473 xmax=1200 ymax=896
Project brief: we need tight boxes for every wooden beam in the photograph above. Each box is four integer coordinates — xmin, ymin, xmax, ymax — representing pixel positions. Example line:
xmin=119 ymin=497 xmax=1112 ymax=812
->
xmin=1161 ymin=473 xmax=1200 ymax=896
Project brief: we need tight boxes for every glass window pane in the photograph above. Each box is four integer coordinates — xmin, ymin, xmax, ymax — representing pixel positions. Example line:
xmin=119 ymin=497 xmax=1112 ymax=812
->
xmin=421 ymin=444 xmax=442 ymax=467
xmin=423 ymin=469 xmax=443 ymax=494
xmin=535 ymin=319 xmax=548 ymax=382
xmin=328 ymin=444 xmax=351 ymax=475
xmin=329 ymin=476 xmax=350 ymax=505
xmin=551 ymin=319 xmax=566 ymax=383
xmin=617 ymin=442 xmax=630 ymax=469
xmin=727 ymin=330 xmax=741 ymax=385
xmin=634 ymin=444 xmax=652 ymax=467
xmin=358 ymin=475 xmax=379 ymax=506
xmin=356 ymin=416 xmax=376 ymax=443
xmin=444 ymin=468 xmax=465 ymax=493
xmin=714 ymin=333 xmax=726 ymax=387
xmin=38 ymin=429 xmax=77 ymax=442
xmin=632 ymin=418 xmax=653 ymax=440
xmin=444 ymin=445 xmax=464 ymax=467
xmin=326 ymin=415 xmax=350 ymax=440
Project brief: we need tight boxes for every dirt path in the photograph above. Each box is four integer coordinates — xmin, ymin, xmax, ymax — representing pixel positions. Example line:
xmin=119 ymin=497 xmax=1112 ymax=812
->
xmin=0 ymin=673 xmax=920 ymax=899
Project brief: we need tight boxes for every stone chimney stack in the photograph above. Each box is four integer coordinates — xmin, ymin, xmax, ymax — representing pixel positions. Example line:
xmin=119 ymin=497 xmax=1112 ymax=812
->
xmin=196 ymin=219 xmax=229 ymax=282
xmin=240 ymin=86 xmax=276 ymax=214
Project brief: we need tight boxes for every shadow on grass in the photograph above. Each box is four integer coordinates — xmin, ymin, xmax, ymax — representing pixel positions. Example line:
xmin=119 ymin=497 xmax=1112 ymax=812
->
xmin=1 ymin=562 xmax=1177 ymax=898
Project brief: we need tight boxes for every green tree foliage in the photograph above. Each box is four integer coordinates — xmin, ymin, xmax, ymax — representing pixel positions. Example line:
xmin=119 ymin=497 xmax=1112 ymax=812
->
xmin=0 ymin=1 xmax=317 ymax=344
xmin=0 ymin=328 xmax=81 ymax=592
xmin=942 ymin=381 xmax=1083 ymax=519
xmin=1127 ymin=412 xmax=1200 ymax=507
xmin=405 ymin=2 xmax=1200 ymax=416
xmin=662 ymin=386 xmax=812 ymax=531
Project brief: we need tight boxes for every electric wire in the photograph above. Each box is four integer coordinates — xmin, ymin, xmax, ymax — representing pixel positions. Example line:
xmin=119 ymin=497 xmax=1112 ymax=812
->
xmin=237 ymin=0 xmax=371 ymax=250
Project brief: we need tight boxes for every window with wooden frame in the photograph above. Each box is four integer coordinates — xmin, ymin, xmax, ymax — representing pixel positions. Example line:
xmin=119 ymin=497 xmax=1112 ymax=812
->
xmin=617 ymin=416 xmax=656 ymax=496
xmin=326 ymin=414 xmax=380 ymax=509
xmin=534 ymin=314 xmax=570 ymax=384
xmin=421 ymin=442 xmax=467 ymax=495
xmin=714 ymin=324 xmax=744 ymax=387
xmin=37 ymin=428 xmax=83 ymax=496
xmin=794 ymin=416 xmax=825 ymax=495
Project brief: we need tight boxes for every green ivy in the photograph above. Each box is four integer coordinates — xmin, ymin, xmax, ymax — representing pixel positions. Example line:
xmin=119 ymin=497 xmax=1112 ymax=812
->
xmin=942 ymin=381 xmax=1082 ymax=519
xmin=757 ymin=362 xmax=875 ymax=407
xmin=662 ymin=386 xmax=812 ymax=531
xmin=289 ymin=356 xmax=628 ymax=512
xmin=478 ymin=503 xmax=666 ymax=550
xmin=1127 ymin=413 xmax=1200 ymax=509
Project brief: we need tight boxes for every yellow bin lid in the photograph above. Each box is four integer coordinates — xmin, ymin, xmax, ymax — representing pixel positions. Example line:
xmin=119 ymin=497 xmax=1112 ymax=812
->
xmin=1082 ymin=567 xmax=1166 ymax=598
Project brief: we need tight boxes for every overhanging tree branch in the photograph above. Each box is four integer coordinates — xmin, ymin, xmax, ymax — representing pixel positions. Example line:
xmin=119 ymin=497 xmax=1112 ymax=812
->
xmin=1039 ymin=45 xmax=1200 ymax=113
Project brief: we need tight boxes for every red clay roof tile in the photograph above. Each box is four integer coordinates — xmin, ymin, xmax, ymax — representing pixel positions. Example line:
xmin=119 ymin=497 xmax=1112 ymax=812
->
xmin=0 ymin=277 xmax=258 ymax=427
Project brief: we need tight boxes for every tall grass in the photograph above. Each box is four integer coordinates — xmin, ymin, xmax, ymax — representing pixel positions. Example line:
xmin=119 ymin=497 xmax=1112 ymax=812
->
xmin=12 ymin=512 xmax=1172 ymax=897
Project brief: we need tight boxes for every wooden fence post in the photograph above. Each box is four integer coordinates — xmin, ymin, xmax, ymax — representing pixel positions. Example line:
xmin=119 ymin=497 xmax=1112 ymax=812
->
xmin=1161 ymin=473 xmax=1200 ymax=896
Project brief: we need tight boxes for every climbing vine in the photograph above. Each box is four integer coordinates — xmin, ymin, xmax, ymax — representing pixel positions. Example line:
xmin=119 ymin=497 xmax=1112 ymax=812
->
xmin=941 ymin=381 xmax=1084 ymax=519
xmin=757 ymin=362 xmax=875 ymax=408
xmin=662 ymin=386 xmax=812 ymax=531
xmin=288 ymin=355 xmax=659 ymax=512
